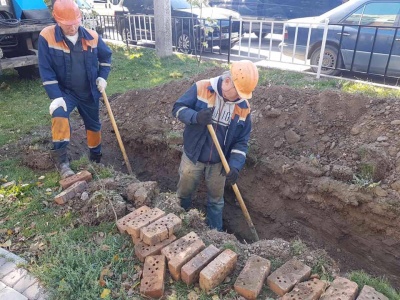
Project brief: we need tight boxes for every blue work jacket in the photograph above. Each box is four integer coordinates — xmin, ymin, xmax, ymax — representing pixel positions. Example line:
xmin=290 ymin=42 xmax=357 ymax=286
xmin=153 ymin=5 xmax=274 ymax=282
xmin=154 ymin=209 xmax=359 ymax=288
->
xmin=172 ymin=76 xmax=252 ymax=171
xmin=38 ymin=24 xmax=112 ymax=102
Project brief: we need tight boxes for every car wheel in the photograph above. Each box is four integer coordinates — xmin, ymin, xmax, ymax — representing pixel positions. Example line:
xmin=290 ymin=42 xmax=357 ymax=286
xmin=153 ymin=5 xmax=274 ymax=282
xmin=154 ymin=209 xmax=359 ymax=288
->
xmin=254 ymin=31 xmax=268 ymax=39
xmin=310 ymin=44 xmax=342 ymax=76
xmin=177 ymin=30 xmax=193 ymax=54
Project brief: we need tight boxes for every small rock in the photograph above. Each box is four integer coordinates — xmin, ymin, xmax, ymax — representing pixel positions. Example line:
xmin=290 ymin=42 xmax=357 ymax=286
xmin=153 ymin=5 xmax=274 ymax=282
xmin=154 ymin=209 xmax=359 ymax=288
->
xmin=38 ymin=176 xmax=45 ymax=180
xmin=1 ymin=181 xmax=15 ymax=189
xmin=285 ymin=129 xmax=301 ymax=144
xmin=374 ymin=186 xmax=388 ymax=197
xmin=350 ymin=125 xmax=362 ymax=135
xmin=274 ymin=140 xmax=284 ymax=148
xmin=81 ymin=192 xmax=89 ymax=201
xmin=377 ymin=136 xmax=388 ymax=142
xmin=390 ymin=120 xmax=400 ymax=125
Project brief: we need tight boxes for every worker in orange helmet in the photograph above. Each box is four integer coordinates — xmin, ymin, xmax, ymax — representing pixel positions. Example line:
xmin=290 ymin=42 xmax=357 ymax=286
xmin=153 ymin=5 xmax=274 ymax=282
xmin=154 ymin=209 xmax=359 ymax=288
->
xmin=38 ymin=0 xmax=112 ymax=179
xmin=172 ymin=60 xmax=259 ymax=231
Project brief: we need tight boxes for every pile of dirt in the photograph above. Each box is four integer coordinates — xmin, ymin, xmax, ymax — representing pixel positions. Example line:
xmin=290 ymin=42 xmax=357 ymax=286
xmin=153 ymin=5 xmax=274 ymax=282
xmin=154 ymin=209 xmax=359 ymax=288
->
xmin=17 ymin=66 xmax=400 ymax=288
xmin=92 ymin=66 xmax=400 ymax=287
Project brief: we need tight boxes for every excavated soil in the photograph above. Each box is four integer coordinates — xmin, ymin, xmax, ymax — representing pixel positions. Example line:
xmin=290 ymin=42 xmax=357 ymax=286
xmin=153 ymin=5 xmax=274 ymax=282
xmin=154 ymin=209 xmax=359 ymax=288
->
xmin=20 ymin=67 xmax=400 ymax=288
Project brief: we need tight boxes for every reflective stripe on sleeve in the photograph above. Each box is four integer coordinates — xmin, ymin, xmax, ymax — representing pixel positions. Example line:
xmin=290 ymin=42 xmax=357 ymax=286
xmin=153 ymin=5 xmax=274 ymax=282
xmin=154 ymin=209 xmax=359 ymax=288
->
xmin=43 ymin=80 xmax=58 ymax=85
xmin=231 ymin=149 xmax=246 ymax=157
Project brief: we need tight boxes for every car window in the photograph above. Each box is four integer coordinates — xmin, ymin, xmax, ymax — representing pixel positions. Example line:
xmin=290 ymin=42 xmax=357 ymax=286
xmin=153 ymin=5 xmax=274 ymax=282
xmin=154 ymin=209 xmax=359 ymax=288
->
xmin=171 ymin=0 xmax=202 ymax=9
xmin=342 ymin=2 xmax=400 ymax=26
xmin=76 ymin=0 xmax=92 ymax=9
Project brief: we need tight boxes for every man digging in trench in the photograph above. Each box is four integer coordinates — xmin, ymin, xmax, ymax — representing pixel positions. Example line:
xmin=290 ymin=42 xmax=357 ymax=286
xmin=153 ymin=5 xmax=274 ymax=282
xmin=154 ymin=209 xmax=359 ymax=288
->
xmin=172 ymin=60 xmax=259 ymax=231
xmin=38 ymin=0 xmax=112 ymax=178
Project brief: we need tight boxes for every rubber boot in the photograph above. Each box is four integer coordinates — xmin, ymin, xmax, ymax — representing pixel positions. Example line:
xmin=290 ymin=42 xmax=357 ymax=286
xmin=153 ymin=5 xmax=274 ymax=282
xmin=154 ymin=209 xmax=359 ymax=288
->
xmin=89 ymin=152 xmax=102 ymax=163
xmin=50 ymin=148 xmax=75 ymax=179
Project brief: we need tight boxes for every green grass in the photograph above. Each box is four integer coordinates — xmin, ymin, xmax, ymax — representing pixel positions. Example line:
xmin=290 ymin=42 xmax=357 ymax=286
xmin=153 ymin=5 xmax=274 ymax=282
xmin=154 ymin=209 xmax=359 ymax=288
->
xmin=0 ymin=46 xmax=215 ymax=147
xmin=349 ymin=271 xmax=400 ymax=300
xmin=32 ymin=224 xmax=141 ymax=300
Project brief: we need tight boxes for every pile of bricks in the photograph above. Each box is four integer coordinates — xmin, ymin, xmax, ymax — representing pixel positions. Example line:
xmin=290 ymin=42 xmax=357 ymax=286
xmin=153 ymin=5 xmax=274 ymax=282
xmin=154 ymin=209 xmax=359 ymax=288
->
xmin=54 ymin=170 xmax=93 ymax=205
xmin=116 ymin=205 xmax=389 ymax=300
xmin=54 ymin=176 xmax=389 ymax=300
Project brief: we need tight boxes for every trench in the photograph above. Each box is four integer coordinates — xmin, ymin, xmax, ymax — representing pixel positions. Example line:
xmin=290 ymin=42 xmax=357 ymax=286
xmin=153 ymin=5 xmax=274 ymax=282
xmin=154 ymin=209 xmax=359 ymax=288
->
xmin=99 ymin=138 xmax=400 ymax=289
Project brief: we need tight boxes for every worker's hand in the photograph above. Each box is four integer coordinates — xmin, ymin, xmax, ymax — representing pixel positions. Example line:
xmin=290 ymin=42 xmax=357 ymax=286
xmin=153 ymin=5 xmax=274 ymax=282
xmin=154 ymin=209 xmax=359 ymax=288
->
xmin=196 ymin=107 xmax=214 ymax=125
xmin=49 ymin=97 xmax=67 ymax=115
xmin=225 ymin=168 xmax=239 ymax=185
xmin=96 ymin=77 xmax=107 ymax=93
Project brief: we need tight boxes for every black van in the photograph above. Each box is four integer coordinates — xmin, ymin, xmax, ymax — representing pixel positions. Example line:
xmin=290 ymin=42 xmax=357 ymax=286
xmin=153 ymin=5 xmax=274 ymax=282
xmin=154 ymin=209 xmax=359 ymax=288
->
xmin=209 ymin=0 xmax=344 ymax=37
xmin=117 ymin=0 xmax=241 ymax=52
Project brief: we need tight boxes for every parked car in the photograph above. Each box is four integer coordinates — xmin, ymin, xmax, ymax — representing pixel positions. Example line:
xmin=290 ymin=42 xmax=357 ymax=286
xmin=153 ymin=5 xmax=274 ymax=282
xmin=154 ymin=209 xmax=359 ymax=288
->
xmin=116 ymin=0 xmax=241 ymax=53
xmin=75 ymin=0 xmax=99 ymax=31
xmin=280 ymin=0 xmax=400 ymax=77
xmin=87 ymin=0 xmax=127 ymax=16
xmin=209 ymin=0 xmax=344 ymax=37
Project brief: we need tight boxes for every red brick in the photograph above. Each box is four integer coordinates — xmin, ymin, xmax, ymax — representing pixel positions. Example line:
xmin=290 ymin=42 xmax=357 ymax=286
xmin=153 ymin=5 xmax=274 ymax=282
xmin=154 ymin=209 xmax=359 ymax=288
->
xmin=140 ymin=213 xmax=182 ymax=246
xmin=320 ymin=277 xmax=358 ymax=300
xmin=131 ymin=235 xmax=142 ymax=245
xmin=282 ymin=278 xmax=328 ymax=300
xmin=125 ymin=208 xmax=165 ymax=238
xmin=234 ymin=255 xmax=271 ymax=300
xmin=267 ymin=259 xmax=311 ymax=296
xmin=161 ymin=231 xmax=200 ymax=261
xmin=168 ymin=239 xmax=205 ymax=281
xmin=59 ymin=170 xmax=92 ymax=189
xmin=140 ymin=255 xmax=166 ymax=299
xmin=181 ymin=245 xmax=221 ymax=285
xmin=135 ymin=235 xmax=177 ymax=262
xmin=54 ymin=181 xmax=88 ymax=205
xmin=199 ymin=249 xmax=238 ymax=292
xmin=356 ymin=285 xmax=389 ymax=300
xmin=116 ymin=206 xmax=150 ymax=234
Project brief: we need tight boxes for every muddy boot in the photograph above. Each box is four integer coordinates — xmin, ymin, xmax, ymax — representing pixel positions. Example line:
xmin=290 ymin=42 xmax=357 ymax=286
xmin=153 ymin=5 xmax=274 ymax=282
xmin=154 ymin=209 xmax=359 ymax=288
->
xmin=51 ymin=148 xmax=75 ymax=179
xmin=89 ymin=152 xmax=102 ymax=163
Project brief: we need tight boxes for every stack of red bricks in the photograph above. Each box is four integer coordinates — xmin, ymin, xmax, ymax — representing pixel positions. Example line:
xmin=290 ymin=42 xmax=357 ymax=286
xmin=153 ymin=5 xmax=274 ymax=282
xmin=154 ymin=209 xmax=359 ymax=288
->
xmin=54 ymin=170 xmax=93 ymax=205
xmin=54 ymin=175 xmax=389 ymax=300
xmin=116 ymin=205 xmax=389 ymax=300
xmin=116 ymin=205 xmax=238 ymax=298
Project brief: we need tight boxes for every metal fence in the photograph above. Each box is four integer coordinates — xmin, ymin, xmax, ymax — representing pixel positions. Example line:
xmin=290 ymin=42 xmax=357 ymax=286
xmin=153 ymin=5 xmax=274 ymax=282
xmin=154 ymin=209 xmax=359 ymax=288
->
xmin=89 ymin=14 xmax=400 ymax=80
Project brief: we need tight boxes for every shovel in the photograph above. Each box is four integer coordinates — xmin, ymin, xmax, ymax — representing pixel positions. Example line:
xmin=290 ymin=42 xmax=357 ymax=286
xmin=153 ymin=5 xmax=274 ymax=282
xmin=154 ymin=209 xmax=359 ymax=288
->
xmin=102 ymin=90 xmax=133 ymax=175
xmin=207 ymin=124 xmax=259 ymax=241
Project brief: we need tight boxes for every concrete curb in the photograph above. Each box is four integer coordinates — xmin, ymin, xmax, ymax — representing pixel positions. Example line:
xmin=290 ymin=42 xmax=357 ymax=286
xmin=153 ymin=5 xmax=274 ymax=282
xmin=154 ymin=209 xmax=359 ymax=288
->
xmin=0 ymin=247 xmax=48 ymax=300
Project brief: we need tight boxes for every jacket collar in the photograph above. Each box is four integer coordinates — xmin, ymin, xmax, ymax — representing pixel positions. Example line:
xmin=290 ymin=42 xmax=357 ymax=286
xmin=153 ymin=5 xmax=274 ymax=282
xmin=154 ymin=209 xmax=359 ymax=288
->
xmin=54 ymin=24 xmax=95 ymax=43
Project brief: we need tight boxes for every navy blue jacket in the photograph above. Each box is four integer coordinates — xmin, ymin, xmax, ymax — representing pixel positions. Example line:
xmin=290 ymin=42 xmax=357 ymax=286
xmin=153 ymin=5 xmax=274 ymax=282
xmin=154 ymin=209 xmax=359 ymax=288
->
xmin=172 ymin=77 xmax=252 ymax=171
xmin=38 ymin=25 xmax=112 ymax=102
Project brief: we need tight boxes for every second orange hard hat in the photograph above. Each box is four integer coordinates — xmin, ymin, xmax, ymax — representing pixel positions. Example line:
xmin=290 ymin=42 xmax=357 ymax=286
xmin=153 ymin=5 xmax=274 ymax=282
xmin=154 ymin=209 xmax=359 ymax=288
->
xmin=231 ymin=60 xmax=259 ymax=99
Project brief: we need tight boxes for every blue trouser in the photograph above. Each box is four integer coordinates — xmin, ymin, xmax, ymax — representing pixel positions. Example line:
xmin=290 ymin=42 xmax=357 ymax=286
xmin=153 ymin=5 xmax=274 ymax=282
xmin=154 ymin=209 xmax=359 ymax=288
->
xmin=177 ymin=152 xmax=226 ymax=231
xmin=51 ymin=92 xmax=101 ymax=154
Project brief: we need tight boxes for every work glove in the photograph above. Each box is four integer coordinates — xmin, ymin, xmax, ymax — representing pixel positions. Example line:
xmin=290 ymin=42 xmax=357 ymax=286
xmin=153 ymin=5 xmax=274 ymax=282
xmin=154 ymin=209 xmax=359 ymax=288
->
xmin=49 ymin=97 xmax=67 ymax=115
xmin=196 ymin=107 xmax=214 ymax=125
xmin=225 ymin=167 xmax=239 ymax=185
xmin=96 ymin=77 xmax=107 ymax=93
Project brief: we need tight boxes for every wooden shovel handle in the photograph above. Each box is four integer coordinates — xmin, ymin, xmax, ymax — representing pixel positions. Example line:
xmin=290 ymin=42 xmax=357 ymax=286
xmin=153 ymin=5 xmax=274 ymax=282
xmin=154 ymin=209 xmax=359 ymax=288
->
xmin=102 ymin=91 xmax=133 ymax=175
xmin=207 ymin=124 xmax=259 ymax=241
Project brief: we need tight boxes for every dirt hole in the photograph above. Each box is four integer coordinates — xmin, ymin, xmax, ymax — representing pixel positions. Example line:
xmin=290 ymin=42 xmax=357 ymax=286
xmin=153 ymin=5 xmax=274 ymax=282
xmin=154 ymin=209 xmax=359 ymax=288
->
xmin=24 ymin=67 xmax=400 ymax=288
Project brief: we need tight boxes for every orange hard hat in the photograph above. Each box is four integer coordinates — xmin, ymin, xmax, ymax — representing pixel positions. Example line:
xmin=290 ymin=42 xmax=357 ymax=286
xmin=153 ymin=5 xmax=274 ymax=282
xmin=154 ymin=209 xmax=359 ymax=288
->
xmin=230 ymin=60 xmax=259 ymax=99
xmin=53 ymin=0 xmax=81 ymax=26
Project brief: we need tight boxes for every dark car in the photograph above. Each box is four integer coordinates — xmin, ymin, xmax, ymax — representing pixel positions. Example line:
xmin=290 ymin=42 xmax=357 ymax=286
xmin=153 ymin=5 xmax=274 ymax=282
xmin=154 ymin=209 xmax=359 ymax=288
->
xmin=280 ymin=0 xmax=400 ymax=76
xmin=117 ymin=0 xmax=241 ymax=53
xmin=209 ymin=0 xmax=344 ymax=37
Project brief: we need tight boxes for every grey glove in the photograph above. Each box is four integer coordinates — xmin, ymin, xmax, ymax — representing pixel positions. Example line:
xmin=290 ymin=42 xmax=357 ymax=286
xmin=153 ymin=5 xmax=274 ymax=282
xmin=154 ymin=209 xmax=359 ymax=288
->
xmin=226 ymin=168 xmax=239 ymax=185
xmin=196 ymin=107 xmax=214 ymax=125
